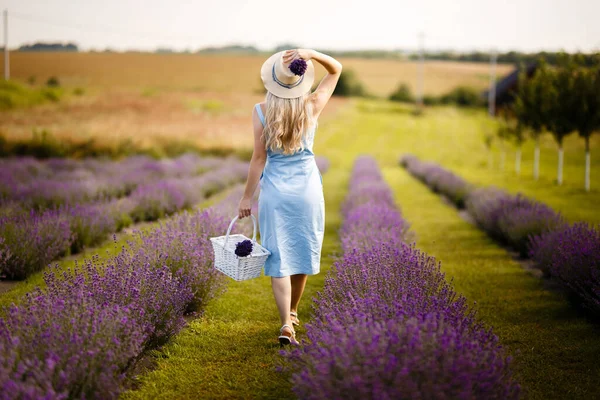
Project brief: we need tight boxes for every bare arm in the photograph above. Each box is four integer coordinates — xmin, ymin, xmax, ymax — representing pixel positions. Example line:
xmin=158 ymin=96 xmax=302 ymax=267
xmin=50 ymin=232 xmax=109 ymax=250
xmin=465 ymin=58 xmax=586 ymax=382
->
xmin=238 ymin=106 xmax=267 ymax=219
xmin=284 ymin=49 xmax=343 ymax=118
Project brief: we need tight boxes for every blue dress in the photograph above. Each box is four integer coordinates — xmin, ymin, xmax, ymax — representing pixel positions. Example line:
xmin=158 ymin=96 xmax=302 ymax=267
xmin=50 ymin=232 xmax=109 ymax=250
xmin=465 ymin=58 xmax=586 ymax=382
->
xmin=255 ymin=103 xmax=325 ymax=278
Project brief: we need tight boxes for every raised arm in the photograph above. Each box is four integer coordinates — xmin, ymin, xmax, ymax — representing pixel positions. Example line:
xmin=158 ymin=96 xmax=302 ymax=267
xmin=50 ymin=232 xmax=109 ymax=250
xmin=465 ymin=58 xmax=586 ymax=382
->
xmin=283 ymin=49 xmax=342 ymax=118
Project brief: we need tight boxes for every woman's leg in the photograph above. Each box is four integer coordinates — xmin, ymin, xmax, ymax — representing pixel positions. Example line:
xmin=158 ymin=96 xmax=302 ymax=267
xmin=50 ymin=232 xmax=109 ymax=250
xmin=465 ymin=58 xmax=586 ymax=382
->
xmin=290 ymin=274 xmax=308 ymax=314
xmin=271 ymin=276 xmax=293 ymax=327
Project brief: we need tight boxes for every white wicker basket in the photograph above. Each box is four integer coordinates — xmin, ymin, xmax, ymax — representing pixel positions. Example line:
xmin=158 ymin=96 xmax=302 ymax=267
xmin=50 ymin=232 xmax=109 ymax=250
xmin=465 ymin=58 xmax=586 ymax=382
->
xmin=210 ymin=215 xmax=271 ymax=281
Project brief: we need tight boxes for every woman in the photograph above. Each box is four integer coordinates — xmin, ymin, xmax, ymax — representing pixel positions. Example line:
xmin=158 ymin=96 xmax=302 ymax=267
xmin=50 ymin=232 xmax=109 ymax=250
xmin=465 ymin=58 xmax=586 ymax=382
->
xmin=238 ymin=48 xmax=342 ymax=346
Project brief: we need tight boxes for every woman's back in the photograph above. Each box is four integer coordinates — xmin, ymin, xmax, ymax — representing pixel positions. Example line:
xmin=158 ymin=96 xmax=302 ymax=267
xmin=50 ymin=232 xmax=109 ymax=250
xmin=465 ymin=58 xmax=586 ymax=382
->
xmin=254 ymin=102 xmax=317 ymax=158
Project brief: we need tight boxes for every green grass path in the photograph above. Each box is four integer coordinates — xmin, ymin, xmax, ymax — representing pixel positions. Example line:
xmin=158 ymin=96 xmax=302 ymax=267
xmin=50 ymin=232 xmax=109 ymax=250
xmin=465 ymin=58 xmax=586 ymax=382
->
xmin=383 ymin=167 xmax=600 ymax=399
xmin=121 ymin=120 xmax=350 ymax=399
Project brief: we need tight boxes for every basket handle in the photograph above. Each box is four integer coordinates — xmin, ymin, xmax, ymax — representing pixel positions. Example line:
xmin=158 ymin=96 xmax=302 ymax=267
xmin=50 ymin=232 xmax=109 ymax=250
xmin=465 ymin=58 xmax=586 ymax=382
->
xmin=223 ymin=214 xmax=257 ymax=247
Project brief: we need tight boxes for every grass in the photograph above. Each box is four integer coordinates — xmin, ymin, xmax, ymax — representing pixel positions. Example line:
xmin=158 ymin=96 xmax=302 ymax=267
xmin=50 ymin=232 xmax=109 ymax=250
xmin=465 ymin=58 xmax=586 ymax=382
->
xmin=334 ymin=101 xmax=600 ymax=399
xmin=0 ymin=80 xmax=63 ymax=110
xmin=386 ymin=103 xmax=600 ymax=223
xmin=455 ymin=134 xmax=600 ymax=223
xmin=4 ymin=96 xmax=600 ymax=398
xmin=0 ymin=88 xmax=346 ymax=159
xmin=121 ymin=100 xmax=600 ymax=399
xmin=0 ymin=185 xmax=241 ymax=313
xmin=121 ymin=126 xmax=349 ymax=398
xmin=384 ymin=169 xmax=600 ymax=399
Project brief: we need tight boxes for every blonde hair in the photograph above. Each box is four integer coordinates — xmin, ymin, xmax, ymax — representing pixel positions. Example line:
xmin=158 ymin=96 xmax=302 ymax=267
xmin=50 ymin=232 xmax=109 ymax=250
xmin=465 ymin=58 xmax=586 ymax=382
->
xmin=262 ymin=91 xmax=316 ymax=155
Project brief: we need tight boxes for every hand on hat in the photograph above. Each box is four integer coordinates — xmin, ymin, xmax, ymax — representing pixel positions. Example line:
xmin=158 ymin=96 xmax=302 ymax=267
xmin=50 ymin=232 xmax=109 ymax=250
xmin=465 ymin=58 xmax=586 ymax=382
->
xmin=283 ymin=49 xmax=313 ymax=64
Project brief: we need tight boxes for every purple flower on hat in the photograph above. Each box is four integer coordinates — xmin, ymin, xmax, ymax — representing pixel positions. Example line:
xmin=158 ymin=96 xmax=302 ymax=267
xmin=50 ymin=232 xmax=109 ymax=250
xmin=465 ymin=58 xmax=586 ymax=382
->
xmin=289 ymin=59 xmax=307 ymax=76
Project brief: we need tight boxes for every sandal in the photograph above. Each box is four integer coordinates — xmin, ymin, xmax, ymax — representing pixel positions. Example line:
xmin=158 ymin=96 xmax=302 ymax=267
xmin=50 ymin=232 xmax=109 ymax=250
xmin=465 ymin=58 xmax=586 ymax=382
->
xmin=279 ymin=324 xmax=299 ymax=346
xmin=290 ymin=311 xmax=300 ymax=327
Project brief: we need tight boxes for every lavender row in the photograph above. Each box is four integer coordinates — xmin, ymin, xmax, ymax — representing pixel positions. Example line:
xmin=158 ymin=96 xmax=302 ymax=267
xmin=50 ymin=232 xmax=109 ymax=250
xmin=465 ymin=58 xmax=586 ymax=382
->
xmin=400 ymin=154 xmax=564 ymax=256
xmin=0 ymin=156 xmax=331 ymax=397
xmin=0 ymin=154 xmax=224 ymax=211
xmin=399 ymin=154 xmax=473 ymax=208
xmin=401 ymin=154 xmax=600 ymax=316
xmin=339 ymin=156 xmax=409 ymax=252
xmin=0 ymin=202 xmax=232 ymax=398
xmin=528 ymin=223 xmax=600 ymax=314
xmin=282 ymin=156 xmax=519 ymax=399
xmin=0 ymin=161 xmax=249 ymax=280
xmin=0 ymin=154 xmax=328 ymax=212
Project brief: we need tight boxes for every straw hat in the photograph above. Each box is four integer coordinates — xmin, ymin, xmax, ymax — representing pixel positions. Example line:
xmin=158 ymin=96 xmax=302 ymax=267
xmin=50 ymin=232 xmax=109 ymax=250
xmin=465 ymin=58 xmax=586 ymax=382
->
xmin=260 ymin=50 xmax=315 ymax=99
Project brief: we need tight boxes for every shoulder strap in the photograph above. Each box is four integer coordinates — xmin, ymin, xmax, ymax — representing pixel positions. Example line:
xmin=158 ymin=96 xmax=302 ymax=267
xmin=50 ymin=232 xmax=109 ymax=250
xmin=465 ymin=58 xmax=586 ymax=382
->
xmin=255 ymin=104 xmax=266 ymax=127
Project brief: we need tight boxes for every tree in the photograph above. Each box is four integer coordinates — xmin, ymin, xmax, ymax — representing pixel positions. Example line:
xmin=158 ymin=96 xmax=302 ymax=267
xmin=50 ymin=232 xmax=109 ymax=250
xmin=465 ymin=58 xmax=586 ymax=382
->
xmin=495 ymin=115 xmax=509 ymax=171
xmin=389 ymin=83 xmax=414 ymax=103
xmin=571 ymin=54 xmax=600 ymax=191
xmin=332 ymin=69 xmax=367 ymax=97
xmin=481 ymin=118 xmax=495 ymax=169
xmin=498 ymin=108 xmax=526 ymax=175
xmin=513 ymin=60 xmax=552 ymax=180
xmin=439 ymin=86 xmax=482 ymax=107
xmin=545 ymin=54 xmax=577 ymax=185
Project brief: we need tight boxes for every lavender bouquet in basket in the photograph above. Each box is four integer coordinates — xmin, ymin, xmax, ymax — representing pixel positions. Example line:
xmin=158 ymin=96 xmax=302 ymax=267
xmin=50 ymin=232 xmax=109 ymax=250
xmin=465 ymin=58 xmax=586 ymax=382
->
xmin=235 ymin=240 xmax=253 ymax=257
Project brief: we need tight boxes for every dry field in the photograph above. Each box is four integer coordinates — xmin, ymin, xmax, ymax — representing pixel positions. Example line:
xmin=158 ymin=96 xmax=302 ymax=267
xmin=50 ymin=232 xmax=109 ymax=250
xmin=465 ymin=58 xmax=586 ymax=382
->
xmin=0 ymin=89 xmax=345 ymax=151
xmin=8 ymin=52 xmax=513 ymax=96
xmin=2 ymin=52 xmax=512 ymax=153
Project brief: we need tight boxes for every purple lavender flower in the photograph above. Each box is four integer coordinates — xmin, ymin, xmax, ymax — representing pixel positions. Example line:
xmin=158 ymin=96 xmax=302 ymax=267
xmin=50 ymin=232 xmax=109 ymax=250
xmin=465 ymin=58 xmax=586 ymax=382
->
xmin=400 ymin=154 xmax=472 ymax=208
xmin=133 ymin=208 xmax=229 ymax=314
xmin=0 ymin=194 xmax=236 ymax=396
xmin=0 ymin=283 xmax=145 ymax=398
xmin=289 ymin=59 xmax=307 ymax=76
xmin=65 ymin=202 xmax=118 ymax=253
xmin=235 ymin=240 xmax=253 ymax=257
xmin=0 ymin=209 xmax=73 ymax=280
xmin=530 ymin=223 xmax=600 ymax=314
xmin=466 ymin=188 xmax=565 ymax=256
xmin=280 ymin=156 xmax=519 ymax=399
xmin=0 ymin=158 xmax=254 ymax=396
xmin=495 ymin=194 xmax=565 ymax=257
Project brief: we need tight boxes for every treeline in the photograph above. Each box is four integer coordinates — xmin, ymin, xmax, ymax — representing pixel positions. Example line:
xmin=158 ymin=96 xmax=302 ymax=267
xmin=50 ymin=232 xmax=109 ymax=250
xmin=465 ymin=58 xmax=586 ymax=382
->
xmin=194 ymin=46 xmax=600 ymax=65
xmin=388 ymin=83 xmax=482 ymax=108
xmin=12 ymin=42 xmax=599 ymax=65
xmin=191 ymin=46 xmax=600 ymax=66
xmin=18 ymin=42 xmax=79 ymax=52
xmin=197 ymin=45 xmax=260 ymax=54
xmin=408 ymin=50 xmax=599 ymax=66
xmin=499 ymin=54 xmax=600 ymax=191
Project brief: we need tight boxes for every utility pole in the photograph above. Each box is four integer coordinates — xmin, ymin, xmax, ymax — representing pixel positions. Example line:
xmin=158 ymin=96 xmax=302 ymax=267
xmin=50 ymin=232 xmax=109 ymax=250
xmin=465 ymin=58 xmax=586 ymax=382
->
xmin=488 ymin=49 xmax=497 ymax=117
xmin=3 ymin=9 xmax=8 ymax=81
xmin=487 ymin=49 xmax=498 ymax=169
xmin=416 ymin=32 xmax=424 ymax=109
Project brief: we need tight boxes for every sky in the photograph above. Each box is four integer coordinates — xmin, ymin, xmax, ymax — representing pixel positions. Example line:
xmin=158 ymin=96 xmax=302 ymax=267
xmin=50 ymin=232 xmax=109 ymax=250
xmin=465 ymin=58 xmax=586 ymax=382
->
xmin=2 ymin=0 xmax=599 ymax=53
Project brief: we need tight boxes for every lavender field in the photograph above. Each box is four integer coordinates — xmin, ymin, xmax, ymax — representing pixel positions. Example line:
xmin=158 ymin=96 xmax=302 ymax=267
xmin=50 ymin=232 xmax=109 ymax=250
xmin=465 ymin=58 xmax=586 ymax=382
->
xmin=2 ymin=0 xmax=600 ymax=393
xmin=1 ymin=67 xmax=599 ymax=400
xmin=0 ymin=154 xmax=249 ymax=280
xmin=2 ymin=102 xmax=600 ymax=398
xmin=401 ymin=154 xmax=600 ymax=317
xmin=0 ymin=153 xmax=332 ymax=398
xmin=282 ymin=156 xmax=519 ymax=399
